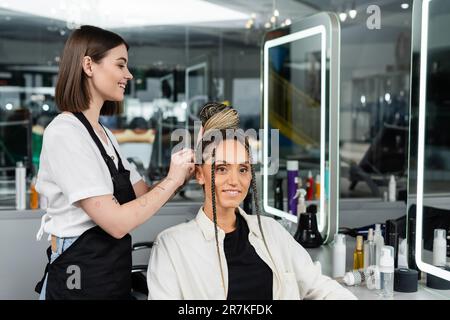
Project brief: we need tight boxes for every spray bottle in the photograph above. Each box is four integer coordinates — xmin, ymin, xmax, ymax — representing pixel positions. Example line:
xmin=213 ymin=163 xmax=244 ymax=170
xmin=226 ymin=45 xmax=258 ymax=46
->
xmin=295 ymin=188 xmax=307 ymax=218
xmin=364 ymin=228 xmax=376 ymax=269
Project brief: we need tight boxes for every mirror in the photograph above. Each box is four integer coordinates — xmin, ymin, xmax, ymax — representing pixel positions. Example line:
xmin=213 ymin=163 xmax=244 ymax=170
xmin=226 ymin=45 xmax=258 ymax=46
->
xmin=408 ymin=0 xmax=450 ymax=281
xmin=262 ymin=13 xmax=340 ymax=243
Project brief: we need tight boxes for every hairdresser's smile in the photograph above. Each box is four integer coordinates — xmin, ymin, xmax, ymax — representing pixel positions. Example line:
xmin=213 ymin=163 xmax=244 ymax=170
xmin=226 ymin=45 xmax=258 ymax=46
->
xmin=118 ymin=81 xmax=127 ymax=90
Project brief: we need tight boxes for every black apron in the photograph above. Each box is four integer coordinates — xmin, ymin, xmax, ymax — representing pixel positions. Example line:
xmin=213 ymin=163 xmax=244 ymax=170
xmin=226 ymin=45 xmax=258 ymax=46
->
xmin=35 ymin=112 xmax=137 ymax=300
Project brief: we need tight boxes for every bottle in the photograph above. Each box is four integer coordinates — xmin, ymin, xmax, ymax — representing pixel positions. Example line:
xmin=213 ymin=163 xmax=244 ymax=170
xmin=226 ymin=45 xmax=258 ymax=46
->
xmin=274 ymin=178 xmax=284 ymax=211
xmin=287 ymin=161 xmax=299 ymax=215
xmin=306 ymin=171 xmax=314 ymax=201
xmin=374 ymin=224 xmax=385 ymax=267
xmin=379 ymin=246 xmax=394 ymax=298
xmin=364 ymin=228 xmax=376 ymax=269
xmin=388 ymin=175 xmax=396 ymax=202
xmin=295 ymin=189 xmax=307 ymax=220
xmin=332 ymin=234 xmax=346 ymax=278
xmin=315 ymin=174 xmax=321 ymax=200
xmin=353 ymin=235 xmax=364 ymax=270
xmin=15 ymin=161 xmax=26 ymax=210
xmin=343 ymin=269 xmax=366 ymax=286
xmin=30 ymin=176 xmax=39 ymax=210
xmin=433 ymin=229 xmax=447 ymax=267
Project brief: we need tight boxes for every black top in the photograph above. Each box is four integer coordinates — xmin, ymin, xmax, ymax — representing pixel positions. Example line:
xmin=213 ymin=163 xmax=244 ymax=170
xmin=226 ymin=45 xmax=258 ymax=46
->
xmin=223 ymin=212 xmax=273 ymax=300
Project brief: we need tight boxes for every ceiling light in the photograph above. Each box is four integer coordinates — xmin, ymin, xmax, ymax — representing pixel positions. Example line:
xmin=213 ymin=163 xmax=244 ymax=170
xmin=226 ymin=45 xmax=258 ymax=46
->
xmin=349 ymin=9 xmax=357 ymax=19
xmin=42 ymin=104 xmax=50 ymax=111
xmin=361 ymin=95 xmax=366 ymax=105
xmin=339 ymin=12 xmax=347 ymax=22
xmin=285 ymin=19 xmax=291 ymax=26
xmin=401 ymin=3 xmax=410 ymax=10
xmin=264 ymin=22 xmax=271 ymax=29
xmin=274 ymin=9 xmax=279 ymax=17
xmin=0 ymin=0 xmax=249 ymax=28
xmin=270 ymin=15 xmax=276 ymax=23
xmin=5 ymin=103 xmax=13 ymax=110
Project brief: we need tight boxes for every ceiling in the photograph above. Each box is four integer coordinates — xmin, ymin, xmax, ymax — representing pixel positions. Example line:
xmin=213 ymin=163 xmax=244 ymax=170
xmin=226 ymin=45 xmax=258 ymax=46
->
xmin=0 ymin=1 xmax=412 ymax=49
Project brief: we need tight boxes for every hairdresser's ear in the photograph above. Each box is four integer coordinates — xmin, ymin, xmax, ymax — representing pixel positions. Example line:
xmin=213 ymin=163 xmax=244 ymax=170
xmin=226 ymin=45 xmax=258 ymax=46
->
xmin=82 ymin=56 xmax=94 ymax=77
xmin=195 ymin=166 xmax=205 ymax=186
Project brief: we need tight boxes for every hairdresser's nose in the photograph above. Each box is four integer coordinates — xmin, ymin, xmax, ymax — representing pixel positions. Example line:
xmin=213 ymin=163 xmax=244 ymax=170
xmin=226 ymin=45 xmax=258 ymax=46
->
xmin=125 ymin=68 xmax=133 ymax=80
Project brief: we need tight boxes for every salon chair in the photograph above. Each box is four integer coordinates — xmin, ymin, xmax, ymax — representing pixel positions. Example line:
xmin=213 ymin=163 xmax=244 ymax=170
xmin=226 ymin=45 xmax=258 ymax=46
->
xmin=130 ymin=241 xmax=153 ymax=300
xmin=347 ymin=123 xmax=408 ymax=197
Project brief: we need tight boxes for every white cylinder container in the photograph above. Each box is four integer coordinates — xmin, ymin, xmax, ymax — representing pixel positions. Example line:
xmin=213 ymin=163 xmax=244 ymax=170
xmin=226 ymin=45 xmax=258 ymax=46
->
xmin=15 ymin=161 xmax=26 ymax=210
xmin=433 ymin=229 xmax=447 ymax=267
xmin=332 ymin=234 xmax=346 ymax=278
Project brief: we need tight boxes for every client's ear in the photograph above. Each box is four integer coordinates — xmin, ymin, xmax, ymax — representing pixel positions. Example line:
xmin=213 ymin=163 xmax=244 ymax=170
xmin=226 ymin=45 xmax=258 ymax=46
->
xmin=195 ymin=165 xmax=205 ymax=185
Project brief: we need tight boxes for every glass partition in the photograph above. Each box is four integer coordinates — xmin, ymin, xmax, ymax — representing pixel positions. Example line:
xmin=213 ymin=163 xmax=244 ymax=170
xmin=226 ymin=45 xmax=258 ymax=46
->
xmin=262 ymin=13 xmax=340 ymax=243
xmin=408 ymin=0 xmax=450 ymax=281
xmin=185 ymin=62 xmax=208 ymax=130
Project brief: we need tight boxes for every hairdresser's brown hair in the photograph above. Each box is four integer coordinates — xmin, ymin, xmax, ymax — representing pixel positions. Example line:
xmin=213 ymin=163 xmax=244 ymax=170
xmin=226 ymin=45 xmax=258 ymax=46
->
xmin=55 ymin=25 xmax=130 ymax=115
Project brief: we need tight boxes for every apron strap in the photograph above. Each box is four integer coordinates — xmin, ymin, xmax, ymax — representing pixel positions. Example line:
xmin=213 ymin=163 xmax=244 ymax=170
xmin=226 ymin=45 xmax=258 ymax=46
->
xmin=99 ymin=122 xmax=126 ymax=172
xmin=72 ymin=112 xmax=123 ymax=174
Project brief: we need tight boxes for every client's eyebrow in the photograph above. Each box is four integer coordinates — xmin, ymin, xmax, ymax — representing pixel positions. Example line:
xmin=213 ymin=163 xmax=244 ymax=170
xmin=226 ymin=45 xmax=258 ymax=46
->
xmin=117 ymin=57 xmax=128 ymax=63
xmin=215 ymin=160 xmax=250 ymax=165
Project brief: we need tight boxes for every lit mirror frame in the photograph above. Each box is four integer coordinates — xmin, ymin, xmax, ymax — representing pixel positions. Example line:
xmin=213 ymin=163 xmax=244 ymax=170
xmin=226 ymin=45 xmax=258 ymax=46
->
xmin=185 ymin=62 xmax=208 ymax=131
xmin=262 ymin=13 xmax=341 ymax=243
xmin=409 ymin=0 xmax=450 ymax=281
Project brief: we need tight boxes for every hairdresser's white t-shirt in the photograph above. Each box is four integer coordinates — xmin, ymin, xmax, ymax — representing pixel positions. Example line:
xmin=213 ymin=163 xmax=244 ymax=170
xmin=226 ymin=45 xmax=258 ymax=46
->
xmin=35 ymin=113 xmax=142 ymax=240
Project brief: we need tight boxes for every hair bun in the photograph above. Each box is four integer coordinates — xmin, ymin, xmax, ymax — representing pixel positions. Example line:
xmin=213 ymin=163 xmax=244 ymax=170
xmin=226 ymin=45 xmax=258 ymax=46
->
xmin=199 ymin=102 xmax=239 ymax=131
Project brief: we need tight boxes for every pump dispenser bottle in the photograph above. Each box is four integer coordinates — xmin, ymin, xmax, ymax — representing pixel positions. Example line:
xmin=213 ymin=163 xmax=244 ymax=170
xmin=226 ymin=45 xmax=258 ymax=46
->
xmin=379 ymin=246 xmax=394 ymax=298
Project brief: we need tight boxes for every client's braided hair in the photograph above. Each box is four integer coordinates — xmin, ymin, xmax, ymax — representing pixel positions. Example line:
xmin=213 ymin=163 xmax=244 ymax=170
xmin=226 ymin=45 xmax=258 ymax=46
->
xmin=198 ymin=102 xmax=271 ymax=297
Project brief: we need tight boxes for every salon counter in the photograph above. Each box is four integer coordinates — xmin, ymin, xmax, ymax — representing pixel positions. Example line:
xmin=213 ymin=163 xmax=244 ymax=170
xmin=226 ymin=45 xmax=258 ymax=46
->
xmin=306 ymin=239 xmax=450 ymax=300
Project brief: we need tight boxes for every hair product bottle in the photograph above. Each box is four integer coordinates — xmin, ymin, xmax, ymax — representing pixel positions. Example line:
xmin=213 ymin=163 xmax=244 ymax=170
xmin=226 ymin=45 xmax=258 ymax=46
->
xmin=364 ymin=228 xmax=376 ymax=269
xmin=353 ymin=235 xmax=364 ymax=270
xmin=388 ymin=175 xmax=396 ymax=202
xmin=306 ymin=171 xmax=314 ymax=201
xmin=433 ymin=229 xmax=447 ymax=267
xmin=379 ymin=246 xmax=395 ymax=298
xmin=315 ymin=174 xmax=321 ymax=200
xmin=30 ymin=176 xmax=39 ymax=210
xmin=15 ymin=161 xmax=26 ymax=210
xmin=333 ymin=234 xmax=346 ymax=278
xmin=287 ymin=161 xmax=299 ymax=215
xmin=374 ymin=224 xmax=385 ymax=266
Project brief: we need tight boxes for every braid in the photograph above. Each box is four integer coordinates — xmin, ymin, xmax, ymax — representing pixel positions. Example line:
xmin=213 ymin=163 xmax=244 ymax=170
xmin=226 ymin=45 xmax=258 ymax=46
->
xmin=211 ymin=148 xmax=226 ymax=297
xmin=244 ymin=139 xmax=269 ymax=249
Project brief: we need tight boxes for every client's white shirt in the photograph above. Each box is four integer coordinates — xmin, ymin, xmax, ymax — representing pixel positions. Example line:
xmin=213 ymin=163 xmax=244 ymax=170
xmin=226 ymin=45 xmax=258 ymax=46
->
xmin=35 ymin=113 xmax=142 ymax=240
xmin=147 ymin=207 xmax=357 ymax=300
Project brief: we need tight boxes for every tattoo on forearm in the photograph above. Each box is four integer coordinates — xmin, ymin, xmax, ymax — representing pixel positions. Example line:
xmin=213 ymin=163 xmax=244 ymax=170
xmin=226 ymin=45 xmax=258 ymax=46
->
xmin=155 ymin=185 xmax=166 ymax=191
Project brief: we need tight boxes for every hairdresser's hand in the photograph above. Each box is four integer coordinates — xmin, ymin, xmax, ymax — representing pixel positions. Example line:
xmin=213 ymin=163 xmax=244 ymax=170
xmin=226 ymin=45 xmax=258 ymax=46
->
xmin=167 ymin=148 xmax=195 ymax=187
